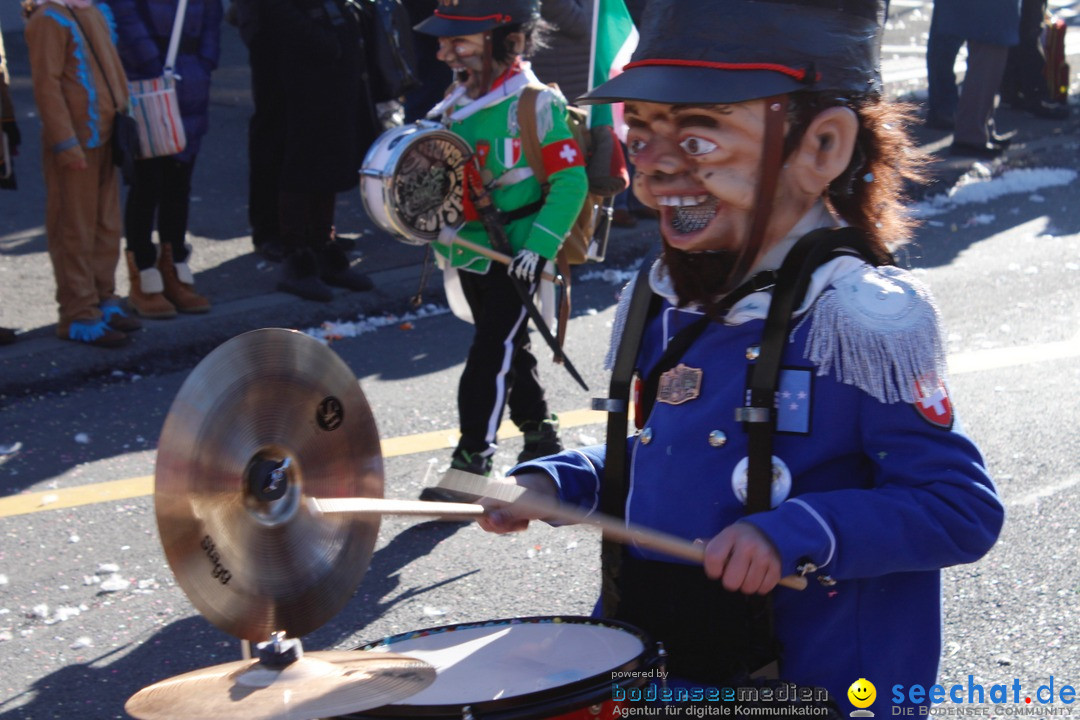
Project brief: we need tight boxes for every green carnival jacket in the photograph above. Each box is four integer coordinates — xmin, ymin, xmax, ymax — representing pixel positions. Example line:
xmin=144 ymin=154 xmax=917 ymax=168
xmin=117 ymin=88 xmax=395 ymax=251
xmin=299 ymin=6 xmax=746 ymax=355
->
xmin=438 ymin=74 xmax=589 ymax=273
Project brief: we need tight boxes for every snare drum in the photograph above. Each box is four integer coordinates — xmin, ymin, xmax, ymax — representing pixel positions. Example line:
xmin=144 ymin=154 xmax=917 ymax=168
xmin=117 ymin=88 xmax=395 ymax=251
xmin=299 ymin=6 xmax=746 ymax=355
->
xmin=360 ymin=122 xmax=472 ymax=246
xmin=343 ymin=616 xmax=657 ymax=720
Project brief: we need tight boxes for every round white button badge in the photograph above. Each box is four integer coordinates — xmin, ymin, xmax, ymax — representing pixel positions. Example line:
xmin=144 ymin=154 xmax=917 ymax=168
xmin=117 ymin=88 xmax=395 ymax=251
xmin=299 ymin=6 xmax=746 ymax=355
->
xmin=731 ymin=455 xmax=792 ymax=508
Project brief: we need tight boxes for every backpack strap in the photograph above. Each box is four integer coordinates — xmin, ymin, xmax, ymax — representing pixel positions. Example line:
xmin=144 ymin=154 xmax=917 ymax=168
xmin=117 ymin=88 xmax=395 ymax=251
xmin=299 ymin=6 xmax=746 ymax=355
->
xmin=517 ymin=84 xmax=550 ymax=191
xmin=518 ymin=83 xmax=573 ymax=361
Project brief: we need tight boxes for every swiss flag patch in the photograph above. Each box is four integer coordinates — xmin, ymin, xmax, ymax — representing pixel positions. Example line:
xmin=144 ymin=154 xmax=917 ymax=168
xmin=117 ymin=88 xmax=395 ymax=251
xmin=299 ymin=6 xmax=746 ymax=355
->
xmin=913 ymin=375 xmax=953 ymax=430
xmin=542 ymin=139 xmax=586 ymax=174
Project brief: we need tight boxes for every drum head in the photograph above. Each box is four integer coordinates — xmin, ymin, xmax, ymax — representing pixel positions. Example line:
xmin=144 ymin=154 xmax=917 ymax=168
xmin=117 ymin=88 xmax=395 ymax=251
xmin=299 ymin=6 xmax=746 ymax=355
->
xmin=348 ymin=616 xmax=651 ymax=719
xmin=361 ymin=125 xmax=471 ymax=246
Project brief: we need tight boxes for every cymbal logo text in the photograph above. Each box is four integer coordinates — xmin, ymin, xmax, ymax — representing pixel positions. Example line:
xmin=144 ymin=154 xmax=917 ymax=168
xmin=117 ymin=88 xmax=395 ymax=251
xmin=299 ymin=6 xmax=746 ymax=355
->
xmin=201 ymin=534 xmax=233 ymax=585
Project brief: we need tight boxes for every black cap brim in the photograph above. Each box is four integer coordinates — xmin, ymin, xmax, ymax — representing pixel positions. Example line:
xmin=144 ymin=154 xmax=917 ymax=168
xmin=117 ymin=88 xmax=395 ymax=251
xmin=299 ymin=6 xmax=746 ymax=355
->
xmin=414 ymin=14 xmax=501 ymax=37
xmin=577 ymin=66 xmax=809 ymax=106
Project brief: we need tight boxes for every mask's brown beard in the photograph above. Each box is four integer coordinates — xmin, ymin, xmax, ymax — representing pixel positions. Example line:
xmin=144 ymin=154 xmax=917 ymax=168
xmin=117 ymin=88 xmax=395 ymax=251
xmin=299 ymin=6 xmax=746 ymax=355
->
xmin=661 ymin=242 xmax=740 ymax=316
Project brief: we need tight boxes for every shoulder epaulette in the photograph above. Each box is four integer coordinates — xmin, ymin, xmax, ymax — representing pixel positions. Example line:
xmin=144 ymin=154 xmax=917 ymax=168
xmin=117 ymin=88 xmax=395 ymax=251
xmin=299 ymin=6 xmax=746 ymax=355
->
xmin=804 ymin=265 xmax=947 ymax=404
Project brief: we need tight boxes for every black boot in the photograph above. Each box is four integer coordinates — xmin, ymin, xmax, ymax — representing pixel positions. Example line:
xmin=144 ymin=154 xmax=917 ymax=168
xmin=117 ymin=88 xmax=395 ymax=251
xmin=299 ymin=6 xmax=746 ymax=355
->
xmin=279 ymin=249 xmax=334 ymax=302
xmin=517 ymin=415 xmax=563 ymax=463
xmin=419 ymin=447 xmax=493 ymax=503
xmin=319 ymin=242 xmax=374 ymax=292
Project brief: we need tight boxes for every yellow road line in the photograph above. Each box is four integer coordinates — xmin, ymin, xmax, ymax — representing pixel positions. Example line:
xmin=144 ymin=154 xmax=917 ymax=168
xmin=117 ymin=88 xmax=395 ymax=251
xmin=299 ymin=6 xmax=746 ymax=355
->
xmin=0 ymin=408 xmax=608 ymax=519
xmin=5 ymin=336 xmax=1076 ymax=521
xmin=0 ymin=476 xmax=154 ymax=518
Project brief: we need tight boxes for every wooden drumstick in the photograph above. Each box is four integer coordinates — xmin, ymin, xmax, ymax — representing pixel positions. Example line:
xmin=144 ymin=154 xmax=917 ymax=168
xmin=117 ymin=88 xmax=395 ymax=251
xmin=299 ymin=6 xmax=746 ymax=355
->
xmin=308 ymin=497 xmax=486 ymax=520
xmin=310 ymin=487 xmax=808 ymax=592
xmin=438 ymin=471 xmax=806 ymax=592
xmin=435 ymin=229 xmax=563 ymax=285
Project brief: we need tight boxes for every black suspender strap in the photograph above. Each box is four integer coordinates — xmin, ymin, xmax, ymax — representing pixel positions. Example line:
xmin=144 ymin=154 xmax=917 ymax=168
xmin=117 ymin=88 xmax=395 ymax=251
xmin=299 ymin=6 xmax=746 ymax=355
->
xmin=741 ymin=226 xmax=884 ymax=674
xmin=600 ymin=258 xmax=658 ymax=617
xmin=744 ymin=226 xmax=885 ymax=513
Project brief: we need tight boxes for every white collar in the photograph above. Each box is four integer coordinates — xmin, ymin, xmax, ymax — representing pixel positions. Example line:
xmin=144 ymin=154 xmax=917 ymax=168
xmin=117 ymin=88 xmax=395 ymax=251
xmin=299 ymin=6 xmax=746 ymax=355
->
xmin=429 ymin=63 xmax=540 ymax=124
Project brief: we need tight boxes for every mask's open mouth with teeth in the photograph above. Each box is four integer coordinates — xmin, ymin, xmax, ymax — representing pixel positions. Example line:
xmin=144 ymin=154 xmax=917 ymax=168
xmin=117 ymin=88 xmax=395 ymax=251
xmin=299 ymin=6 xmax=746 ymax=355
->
xmin=659 ymin=195 xmax=720 ymax=235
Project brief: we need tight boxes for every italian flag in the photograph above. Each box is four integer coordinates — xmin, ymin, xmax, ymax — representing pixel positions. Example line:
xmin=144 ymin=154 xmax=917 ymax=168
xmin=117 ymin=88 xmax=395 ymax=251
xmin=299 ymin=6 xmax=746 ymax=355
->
xmin=587 ymin=0 xmax=639 ymax=130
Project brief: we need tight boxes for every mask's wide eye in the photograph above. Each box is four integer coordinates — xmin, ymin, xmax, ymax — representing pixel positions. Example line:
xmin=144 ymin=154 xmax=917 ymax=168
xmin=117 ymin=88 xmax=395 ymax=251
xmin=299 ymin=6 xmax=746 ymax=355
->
xmin=626 ymin=137 xmax=648 ymax=156
xmin=679 ymin=136 xmax=718 ymax=155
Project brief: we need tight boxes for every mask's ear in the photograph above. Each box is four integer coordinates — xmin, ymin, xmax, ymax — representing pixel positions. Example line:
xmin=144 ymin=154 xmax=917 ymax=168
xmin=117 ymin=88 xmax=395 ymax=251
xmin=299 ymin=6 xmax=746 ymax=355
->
xmin=786 ymin=106 xmax=859 ymax=197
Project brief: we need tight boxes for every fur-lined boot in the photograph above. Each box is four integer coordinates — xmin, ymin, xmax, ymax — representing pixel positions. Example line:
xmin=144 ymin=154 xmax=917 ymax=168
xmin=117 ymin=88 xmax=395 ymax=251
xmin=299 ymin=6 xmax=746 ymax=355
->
xmin=159 ymin=244 xmax=211 ymax=314
xmin=125 ymin=250 xmax=177 ymax=318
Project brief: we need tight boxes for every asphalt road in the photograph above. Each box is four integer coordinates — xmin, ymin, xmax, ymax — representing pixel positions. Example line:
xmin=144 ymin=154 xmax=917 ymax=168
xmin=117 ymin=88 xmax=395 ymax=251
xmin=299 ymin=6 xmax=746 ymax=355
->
xmin=1 ymin=1 xmax=1080 ymax=719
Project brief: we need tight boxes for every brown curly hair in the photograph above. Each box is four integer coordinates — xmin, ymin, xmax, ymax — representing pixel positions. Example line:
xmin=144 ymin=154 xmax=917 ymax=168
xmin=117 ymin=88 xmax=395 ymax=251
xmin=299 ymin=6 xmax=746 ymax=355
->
xmin=784 ymin=92 xmax=928 ymax=256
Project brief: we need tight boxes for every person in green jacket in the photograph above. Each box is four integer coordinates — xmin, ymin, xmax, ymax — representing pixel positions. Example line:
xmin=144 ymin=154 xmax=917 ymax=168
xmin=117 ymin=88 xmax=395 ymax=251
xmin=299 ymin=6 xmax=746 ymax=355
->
xmin=415 ymin=0 xmax=589 ymax=484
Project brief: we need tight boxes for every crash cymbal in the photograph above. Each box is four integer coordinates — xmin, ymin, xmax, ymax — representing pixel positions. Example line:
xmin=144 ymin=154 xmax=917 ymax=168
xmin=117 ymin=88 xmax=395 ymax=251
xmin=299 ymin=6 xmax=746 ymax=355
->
xmin=125 ymin=650 xmax=434 ymax=720
xmin=155 ymin=328 xmax=383 ymax=641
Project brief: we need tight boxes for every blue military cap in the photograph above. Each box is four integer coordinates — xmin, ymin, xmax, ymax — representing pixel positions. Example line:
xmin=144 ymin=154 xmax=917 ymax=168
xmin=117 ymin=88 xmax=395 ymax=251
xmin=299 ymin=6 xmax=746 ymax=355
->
xmin=579 ymin=0 xmax=885 ymax=106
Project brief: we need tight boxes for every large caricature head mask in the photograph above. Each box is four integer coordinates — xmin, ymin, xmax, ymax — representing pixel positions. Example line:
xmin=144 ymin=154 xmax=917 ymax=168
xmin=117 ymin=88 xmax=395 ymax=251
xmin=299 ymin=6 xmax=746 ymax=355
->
xmin=579 ymin=0 xmax=885 ymax=294
xmin=416 ymin=0 xmax=540 ymax=98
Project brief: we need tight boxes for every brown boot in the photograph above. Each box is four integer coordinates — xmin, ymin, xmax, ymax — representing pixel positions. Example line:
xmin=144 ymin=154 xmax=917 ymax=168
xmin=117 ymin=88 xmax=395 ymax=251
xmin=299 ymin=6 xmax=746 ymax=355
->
xmin=125 ymin=251 xmax=177 ymax=318
xmin=160 ymin=243 xmax=211 ymax=313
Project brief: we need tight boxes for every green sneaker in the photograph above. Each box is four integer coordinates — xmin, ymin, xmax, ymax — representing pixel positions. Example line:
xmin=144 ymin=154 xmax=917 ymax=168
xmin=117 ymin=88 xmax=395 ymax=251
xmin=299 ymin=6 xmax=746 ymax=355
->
xmin=517 ymin=414 xmax=563 ymax=463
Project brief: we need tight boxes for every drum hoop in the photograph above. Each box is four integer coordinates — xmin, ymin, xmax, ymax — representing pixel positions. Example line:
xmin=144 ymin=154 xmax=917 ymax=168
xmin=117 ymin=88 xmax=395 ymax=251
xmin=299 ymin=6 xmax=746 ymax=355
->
xmin=348 ymin=615 xmax=655 ymax=719
xmin=362 ymin=124 xmax=471 ymax=247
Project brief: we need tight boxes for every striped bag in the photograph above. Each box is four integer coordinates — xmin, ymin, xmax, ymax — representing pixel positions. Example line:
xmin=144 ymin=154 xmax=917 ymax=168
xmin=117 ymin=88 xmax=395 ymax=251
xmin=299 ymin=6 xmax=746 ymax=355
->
xmin=127 ymin=0 xmax=188 ymax=158
xmin=129 ymin=73 xmax=186 ymax=158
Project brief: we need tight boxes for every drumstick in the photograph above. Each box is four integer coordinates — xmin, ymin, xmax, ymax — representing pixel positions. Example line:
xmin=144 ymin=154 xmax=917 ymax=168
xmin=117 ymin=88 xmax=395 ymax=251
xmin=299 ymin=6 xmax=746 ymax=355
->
xmin=311 ymin=495 xmax=706 ymax=563
xmin=438 ymin=470 xmax=806 ymax=591
xmin=308 ymin=497 xmax=486 ymax=520
xmin=313 ymin=477 xmax=807 ymax=592
xmin=435 ymin=232 xmax=563 ymax=285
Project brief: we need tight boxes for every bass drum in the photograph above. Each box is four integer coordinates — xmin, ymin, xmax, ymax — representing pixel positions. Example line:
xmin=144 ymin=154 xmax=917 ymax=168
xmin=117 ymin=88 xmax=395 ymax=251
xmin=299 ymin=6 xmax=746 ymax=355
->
xmin=360 ymin=122 xmax=471 ymax=246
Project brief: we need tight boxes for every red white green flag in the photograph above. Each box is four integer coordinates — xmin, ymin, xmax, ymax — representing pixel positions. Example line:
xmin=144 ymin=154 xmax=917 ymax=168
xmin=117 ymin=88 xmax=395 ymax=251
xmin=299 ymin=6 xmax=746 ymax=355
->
xmin=587 ymin=0 xmax=638 ymax=129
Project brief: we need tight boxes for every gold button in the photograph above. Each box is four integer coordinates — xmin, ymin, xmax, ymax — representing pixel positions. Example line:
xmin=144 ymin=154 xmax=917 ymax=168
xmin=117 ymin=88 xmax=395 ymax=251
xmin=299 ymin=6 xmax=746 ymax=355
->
xmin=746 ymin=345 xmax=761 ymax=361
xmin=640 ymin=428 xmax=653 ymax=445
xmin=708 ymin=430 xmax=727 ymax=448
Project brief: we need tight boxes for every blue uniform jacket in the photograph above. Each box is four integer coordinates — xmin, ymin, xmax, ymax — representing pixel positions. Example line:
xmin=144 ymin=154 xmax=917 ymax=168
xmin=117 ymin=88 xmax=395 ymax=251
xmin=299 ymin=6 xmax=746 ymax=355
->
xmin=515 ymin=252 xmax=1004 ymax=715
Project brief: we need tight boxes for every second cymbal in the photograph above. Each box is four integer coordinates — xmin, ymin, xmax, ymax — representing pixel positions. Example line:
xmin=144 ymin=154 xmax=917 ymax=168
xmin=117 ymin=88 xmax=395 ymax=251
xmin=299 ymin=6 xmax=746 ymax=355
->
xmin=125 ymin=650 xmax=435 ymax=720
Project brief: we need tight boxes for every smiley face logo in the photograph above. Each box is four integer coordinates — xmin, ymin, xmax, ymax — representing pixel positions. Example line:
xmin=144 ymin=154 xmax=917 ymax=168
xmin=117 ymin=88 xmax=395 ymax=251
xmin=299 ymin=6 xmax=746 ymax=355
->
xmin=848 ymin=678 xmax=876 ymax=709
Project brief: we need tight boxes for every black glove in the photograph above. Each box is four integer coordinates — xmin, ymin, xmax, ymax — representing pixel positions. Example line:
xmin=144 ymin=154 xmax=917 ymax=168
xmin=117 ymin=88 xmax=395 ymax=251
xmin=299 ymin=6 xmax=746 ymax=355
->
xmin=508 ymin=248 xmax=543 ymax=284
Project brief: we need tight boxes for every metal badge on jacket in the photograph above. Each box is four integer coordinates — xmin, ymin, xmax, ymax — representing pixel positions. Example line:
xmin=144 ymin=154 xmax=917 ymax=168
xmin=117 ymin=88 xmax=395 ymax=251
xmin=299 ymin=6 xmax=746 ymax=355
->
xmin=657 ymin=364 xmax=703 ymax=405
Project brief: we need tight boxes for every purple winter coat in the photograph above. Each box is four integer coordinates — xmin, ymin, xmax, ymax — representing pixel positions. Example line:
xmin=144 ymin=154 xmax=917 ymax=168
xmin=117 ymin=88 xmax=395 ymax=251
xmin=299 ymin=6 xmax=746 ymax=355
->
xmin=104 ymin=0 xmax=223 ymax=161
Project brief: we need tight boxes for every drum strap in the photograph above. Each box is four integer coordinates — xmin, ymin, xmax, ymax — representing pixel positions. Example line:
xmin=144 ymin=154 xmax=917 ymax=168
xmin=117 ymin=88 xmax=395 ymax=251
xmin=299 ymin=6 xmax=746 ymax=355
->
xmin=501 ymin=198 xmax=545 ymax=223
xmin=600 ymin=258 xmax=658 ymax=618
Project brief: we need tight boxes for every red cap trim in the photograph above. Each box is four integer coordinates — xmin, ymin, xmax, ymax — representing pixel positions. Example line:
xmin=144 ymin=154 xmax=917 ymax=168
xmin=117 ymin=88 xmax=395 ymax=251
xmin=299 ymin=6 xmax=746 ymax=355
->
xmin=623 ymin=58 xmax=820 ymax=84
xmin=434 ymin=10 xmax=513 ymax=24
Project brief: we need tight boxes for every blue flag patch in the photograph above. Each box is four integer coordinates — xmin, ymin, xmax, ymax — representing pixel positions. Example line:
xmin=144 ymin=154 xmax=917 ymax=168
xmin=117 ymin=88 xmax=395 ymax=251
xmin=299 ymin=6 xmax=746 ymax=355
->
xmin=776 ymin=368 xmax=812 ymax=434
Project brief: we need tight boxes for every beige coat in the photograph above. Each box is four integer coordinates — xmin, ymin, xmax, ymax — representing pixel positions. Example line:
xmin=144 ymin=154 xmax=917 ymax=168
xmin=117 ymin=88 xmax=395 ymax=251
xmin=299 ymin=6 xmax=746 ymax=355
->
xmin=25 ymin=2 xmax=129 ymax=167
